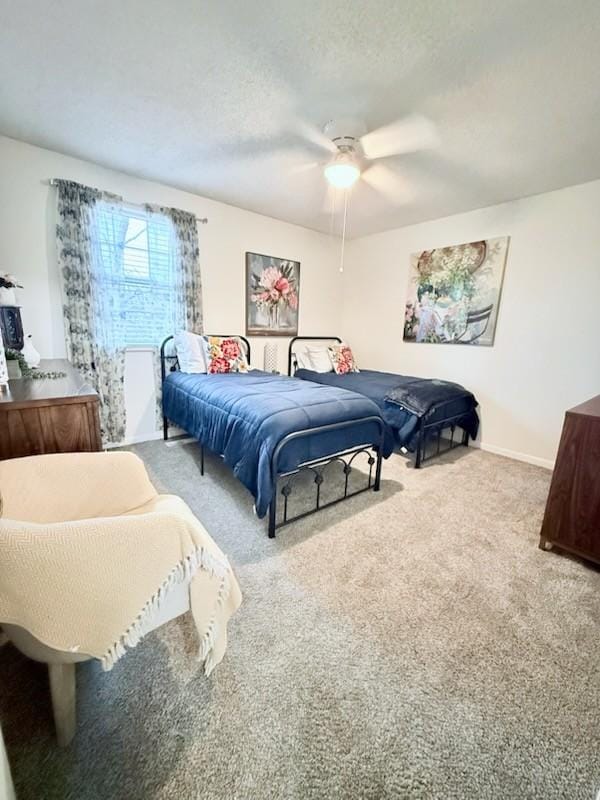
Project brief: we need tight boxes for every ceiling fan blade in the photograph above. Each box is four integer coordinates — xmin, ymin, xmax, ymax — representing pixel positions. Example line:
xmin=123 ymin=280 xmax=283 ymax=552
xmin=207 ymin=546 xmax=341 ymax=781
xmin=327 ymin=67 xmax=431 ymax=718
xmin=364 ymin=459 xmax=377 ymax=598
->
xmin=361 ymin=163 xmax=413 ymax=206
xmin=288 ymin=160 xmax=321 ymax=176
xmin=295 ymin=119 xmax=338 ymax=155
xmin=360 ymin=114 xmax=439 ymax=160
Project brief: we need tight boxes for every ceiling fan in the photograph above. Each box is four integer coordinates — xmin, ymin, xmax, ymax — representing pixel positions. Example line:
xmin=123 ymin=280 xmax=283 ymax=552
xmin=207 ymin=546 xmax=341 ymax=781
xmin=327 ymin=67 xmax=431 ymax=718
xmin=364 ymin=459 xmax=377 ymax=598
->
xmin=293 ymin=114 xmax=438 ymax=269
xmin=296 ymin=114 xmax=439 ymax=195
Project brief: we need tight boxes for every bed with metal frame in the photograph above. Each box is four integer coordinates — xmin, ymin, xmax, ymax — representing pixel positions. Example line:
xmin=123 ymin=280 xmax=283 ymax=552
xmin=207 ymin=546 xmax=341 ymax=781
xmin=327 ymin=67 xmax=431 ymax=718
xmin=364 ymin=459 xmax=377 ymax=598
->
xmin=160 ymin=335 xmax=386 ymax=538
xmin=288 ymin=336 xmax=478 ymax=469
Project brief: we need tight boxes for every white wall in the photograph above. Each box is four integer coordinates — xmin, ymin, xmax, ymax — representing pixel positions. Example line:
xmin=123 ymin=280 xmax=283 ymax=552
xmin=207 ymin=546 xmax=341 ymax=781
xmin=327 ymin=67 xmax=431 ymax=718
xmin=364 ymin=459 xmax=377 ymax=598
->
xmin=0 ymin=135 xmax=340 ymax=443
xmin=342 ymin=180 xmax=600 ymax=467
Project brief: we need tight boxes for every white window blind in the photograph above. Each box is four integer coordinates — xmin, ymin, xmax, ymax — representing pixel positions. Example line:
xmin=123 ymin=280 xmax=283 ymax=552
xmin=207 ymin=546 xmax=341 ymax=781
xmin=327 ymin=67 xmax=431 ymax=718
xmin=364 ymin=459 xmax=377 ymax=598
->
xmin=90 ymin=202 xmax=180 ymax=347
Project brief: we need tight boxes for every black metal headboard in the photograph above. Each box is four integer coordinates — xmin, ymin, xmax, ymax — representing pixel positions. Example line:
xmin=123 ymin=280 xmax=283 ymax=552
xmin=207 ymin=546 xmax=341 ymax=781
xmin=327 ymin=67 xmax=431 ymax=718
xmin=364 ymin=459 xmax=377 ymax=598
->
xmin=160 ymin=334 xmax=252 ymax=381
xmin=287 ymin=336 xmax=342 ymax=376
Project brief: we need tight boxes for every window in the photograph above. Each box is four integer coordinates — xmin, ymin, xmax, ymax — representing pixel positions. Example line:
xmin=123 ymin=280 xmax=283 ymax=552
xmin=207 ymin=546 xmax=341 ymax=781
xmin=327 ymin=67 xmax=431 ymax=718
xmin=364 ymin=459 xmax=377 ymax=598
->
xmin=91 ymin=202 xmax=180 ymax=347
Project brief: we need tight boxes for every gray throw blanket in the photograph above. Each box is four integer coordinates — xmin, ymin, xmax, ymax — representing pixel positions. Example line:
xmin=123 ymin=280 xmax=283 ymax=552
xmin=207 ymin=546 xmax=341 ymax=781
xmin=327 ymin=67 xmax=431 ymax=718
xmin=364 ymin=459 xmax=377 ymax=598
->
xmin=385 ymin=378 xmax=477 ymax=419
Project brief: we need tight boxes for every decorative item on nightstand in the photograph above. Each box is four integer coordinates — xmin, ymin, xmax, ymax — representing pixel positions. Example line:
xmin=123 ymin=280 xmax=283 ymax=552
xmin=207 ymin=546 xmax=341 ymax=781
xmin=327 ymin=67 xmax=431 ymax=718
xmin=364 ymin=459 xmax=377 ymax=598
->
xmin=0 ymin=306 xmax=24 ymax=350
xmin=0 ymin=273 xmax=22 ymax=307
xmin=0 ymin=329 xmax=8 ymax=389
xmin=5 ymin=351 xmax=21 ymax=379
xmin=22 ymin=335 xmax=41 ymax=368
xmin=263 ymin=341 xmax=278 ymax=373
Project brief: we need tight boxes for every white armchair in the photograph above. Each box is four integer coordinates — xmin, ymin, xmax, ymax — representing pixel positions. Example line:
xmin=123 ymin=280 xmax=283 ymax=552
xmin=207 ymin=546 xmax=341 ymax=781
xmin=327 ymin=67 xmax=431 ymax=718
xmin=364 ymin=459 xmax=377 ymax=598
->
xmin=0 ymin=451 xmax=241 ymax=747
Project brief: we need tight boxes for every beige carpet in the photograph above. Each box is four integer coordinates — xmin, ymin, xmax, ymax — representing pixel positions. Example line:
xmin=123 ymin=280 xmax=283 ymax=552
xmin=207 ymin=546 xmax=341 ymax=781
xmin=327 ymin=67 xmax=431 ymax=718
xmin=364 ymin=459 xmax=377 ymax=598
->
xmin=1 ymin=441 xmax=599 ymax=799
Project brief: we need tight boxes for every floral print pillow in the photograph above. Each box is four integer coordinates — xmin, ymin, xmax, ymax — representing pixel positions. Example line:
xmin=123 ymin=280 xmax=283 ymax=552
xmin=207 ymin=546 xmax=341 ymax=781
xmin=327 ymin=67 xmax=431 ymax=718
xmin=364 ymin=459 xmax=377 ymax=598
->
xmin=328 ymin=343 xmax=359 ymax=375
xmin=203 ymin=336 xmax=249 ymax=374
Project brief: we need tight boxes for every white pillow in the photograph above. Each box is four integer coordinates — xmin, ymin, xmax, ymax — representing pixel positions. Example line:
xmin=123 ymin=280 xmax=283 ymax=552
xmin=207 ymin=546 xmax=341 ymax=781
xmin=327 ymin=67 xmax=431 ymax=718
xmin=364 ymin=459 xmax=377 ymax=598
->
xmin=295 ymin=349 xmax=313 ymax=370
xmin=306 ymin=346 xmax=333 ymax=373
xmin=174 ymin=331 xmax=207 ymax=374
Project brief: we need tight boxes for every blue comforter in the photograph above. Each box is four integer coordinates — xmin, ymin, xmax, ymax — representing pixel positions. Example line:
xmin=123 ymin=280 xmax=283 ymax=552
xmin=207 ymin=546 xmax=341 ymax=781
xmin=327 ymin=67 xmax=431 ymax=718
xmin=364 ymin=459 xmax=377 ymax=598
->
xmin=163 ymin=370 xmax=393 ymax=517
xmin=294 ymin=369 xmax=479 ymax=449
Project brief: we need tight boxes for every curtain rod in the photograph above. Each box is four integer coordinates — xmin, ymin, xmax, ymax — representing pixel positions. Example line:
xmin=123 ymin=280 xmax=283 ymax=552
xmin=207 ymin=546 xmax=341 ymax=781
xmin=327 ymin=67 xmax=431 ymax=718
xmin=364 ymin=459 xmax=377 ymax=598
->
xmin=47 ymin=179 xmax=208 ymax=224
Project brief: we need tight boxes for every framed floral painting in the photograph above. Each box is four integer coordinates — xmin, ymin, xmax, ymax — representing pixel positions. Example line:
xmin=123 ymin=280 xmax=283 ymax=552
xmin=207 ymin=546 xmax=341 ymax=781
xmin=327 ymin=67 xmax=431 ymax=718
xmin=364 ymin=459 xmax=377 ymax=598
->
xmin=403 ymin=237 xmax=509 ymax=346
xmin=245 ymin=252 xmax=300 ymax=336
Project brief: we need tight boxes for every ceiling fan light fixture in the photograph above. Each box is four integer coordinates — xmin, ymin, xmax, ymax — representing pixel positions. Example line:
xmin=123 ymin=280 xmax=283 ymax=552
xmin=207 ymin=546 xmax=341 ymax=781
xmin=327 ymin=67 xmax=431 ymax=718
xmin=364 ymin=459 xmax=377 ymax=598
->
xmin=324 ymin=152 xmax=360 ymax=189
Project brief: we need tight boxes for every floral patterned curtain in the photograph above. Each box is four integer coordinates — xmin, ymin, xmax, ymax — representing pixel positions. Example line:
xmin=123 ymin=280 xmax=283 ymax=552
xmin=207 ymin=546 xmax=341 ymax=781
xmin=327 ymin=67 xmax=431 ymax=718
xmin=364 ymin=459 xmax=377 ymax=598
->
xmin=55 ymin=180 xmax=127 ymax=445
xmin=144 ymin=204 xmax=203 ymax=331
xmin=145 ymin=203 xmax=203 ymax=427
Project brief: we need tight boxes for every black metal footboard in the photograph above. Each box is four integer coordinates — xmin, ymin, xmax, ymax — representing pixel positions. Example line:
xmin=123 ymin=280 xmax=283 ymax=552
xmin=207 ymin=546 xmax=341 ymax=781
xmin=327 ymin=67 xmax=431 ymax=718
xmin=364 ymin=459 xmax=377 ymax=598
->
xmin=180 ymin=420 xmax=384 ymax=539
xmin=267 ymin=416 xmax=385 ymax=538
xmin=413 ymin=413 xmax=472 ymax=468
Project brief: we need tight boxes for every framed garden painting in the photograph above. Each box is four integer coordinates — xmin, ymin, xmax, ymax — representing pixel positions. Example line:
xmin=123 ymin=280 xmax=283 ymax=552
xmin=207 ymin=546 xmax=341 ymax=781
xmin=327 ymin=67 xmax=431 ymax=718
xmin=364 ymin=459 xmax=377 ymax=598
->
xmin=246 ymin=252 xmax=300 ymax=336
xmin=403 ymin=237 xmax=509 ymax=346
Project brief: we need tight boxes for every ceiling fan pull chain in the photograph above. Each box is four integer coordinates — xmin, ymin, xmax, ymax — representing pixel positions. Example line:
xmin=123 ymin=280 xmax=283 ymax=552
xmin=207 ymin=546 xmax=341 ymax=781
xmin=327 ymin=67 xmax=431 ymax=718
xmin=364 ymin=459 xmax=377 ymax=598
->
xmin=329 ymin=188 xmax=337 ymax=237
xmin=340 ymin=187 xmax=350 ymax=273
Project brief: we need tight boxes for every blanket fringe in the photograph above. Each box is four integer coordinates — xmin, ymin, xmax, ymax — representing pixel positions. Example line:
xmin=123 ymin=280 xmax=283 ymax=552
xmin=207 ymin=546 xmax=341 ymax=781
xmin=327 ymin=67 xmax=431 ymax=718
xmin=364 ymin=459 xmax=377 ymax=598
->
xmin=199 ymin=567 xmax=231 ymax=676
xmin=100 ymin=547 xmax=231 ymax=673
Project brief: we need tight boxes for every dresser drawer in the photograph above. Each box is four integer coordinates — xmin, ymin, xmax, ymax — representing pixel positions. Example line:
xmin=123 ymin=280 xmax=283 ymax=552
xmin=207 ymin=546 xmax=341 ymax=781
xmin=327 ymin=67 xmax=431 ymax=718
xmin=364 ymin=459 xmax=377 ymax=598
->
xmin=540 ymin=395 xmax=600 ymax=565
xmin=0 ymin=398 xmax=101 ymax=460
xmin=0 ymin=359 xmax=102 ymax=460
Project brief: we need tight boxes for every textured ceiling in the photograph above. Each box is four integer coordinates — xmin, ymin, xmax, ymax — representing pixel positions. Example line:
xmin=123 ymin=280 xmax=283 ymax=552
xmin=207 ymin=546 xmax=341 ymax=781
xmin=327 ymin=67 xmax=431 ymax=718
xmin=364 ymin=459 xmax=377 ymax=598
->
xmin=1 ymin=0 xmax=600 ymax=237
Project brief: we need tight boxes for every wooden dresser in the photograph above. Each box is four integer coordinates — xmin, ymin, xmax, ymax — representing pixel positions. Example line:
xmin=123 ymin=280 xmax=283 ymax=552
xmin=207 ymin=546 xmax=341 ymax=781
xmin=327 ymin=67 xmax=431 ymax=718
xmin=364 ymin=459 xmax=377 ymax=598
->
xmin=0 ymin=359 xmax=102 ymax=460
xmin=539 ymin=394 xmax=600 ymax=565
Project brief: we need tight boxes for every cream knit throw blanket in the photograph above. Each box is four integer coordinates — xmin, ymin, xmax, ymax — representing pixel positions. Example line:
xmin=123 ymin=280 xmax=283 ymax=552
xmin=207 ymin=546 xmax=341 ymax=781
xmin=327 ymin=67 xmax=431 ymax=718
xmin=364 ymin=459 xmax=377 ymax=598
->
xmin=0 ymin=451 xmax=241 ymax=674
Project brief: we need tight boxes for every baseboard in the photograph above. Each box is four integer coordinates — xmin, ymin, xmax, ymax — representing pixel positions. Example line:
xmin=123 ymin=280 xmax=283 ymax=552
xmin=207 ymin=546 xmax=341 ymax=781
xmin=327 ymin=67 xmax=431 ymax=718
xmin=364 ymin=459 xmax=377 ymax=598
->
xmin=106 ymin=427 xmax=189 ymax=449
xmin=107 ymin=430 xmax=554 ymax=470
xmin=473 ymin=440 xmax=554 ymax=470
xmin=106 ymin=430 xmax=163 ymax=449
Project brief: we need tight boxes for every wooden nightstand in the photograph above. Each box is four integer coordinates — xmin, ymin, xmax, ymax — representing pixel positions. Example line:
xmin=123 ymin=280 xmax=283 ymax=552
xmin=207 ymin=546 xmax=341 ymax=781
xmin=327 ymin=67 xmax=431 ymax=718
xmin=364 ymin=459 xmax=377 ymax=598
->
xmin=0 ymin=359 xmax=102 ymax=460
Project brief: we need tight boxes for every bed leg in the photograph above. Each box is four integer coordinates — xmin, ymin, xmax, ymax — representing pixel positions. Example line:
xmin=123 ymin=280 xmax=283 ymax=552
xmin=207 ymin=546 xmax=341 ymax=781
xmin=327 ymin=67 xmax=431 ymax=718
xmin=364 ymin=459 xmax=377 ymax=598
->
xmin=200 ymin=445 xmax=205 ymax=476
xmin=163 ymin=416 xmax=168 ymax=441
xmin=415 ymin=428 xmax=423 ymax=469
xmin=268 ymin=500 xmax=276 ymax=538
xmin=462 ymin=428 xmax=469 ymax=447
xmin=374 ymin=450 xmax=383 ymax=491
